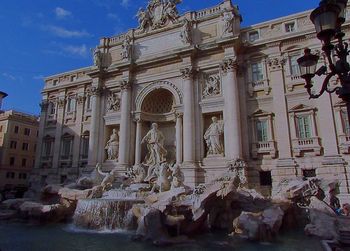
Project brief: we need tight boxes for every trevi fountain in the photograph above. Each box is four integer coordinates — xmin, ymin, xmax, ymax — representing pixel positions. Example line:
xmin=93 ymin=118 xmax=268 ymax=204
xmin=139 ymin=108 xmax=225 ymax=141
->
xmin=2 ymin=0 xmax=350 ymax=250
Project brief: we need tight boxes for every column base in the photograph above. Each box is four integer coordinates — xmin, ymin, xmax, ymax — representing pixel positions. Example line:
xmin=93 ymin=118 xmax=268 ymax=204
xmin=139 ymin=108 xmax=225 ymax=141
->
xmin=181 ymin=162 xmax=204 ymax=187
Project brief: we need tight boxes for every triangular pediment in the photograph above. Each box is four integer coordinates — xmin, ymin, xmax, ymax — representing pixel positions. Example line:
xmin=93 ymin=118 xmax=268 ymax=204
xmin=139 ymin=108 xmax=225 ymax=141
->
xmin=289 ymin=104 xmax=315 ymax=112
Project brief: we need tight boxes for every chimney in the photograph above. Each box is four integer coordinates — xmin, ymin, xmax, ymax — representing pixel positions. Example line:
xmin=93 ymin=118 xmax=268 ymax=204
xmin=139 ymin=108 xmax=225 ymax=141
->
xmin=0 ymin=91 xmax=8 ymax=111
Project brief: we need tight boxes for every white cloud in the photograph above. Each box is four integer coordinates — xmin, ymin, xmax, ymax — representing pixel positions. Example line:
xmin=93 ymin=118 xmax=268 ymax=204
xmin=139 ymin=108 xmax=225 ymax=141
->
xmin=121 ymin=0 xmax=129 ymax=8
xmin=62 ymin=44 xmax=88 ymax=57
xmin=2 ymin=73 xmax=16 ymax=81
xmin=55 ymin=7 xmax=72 ymax=19
xmin=107 ymin=13 xmax=118 ymax=19
xmin=43 ymin=25 xmax=91 ymax=38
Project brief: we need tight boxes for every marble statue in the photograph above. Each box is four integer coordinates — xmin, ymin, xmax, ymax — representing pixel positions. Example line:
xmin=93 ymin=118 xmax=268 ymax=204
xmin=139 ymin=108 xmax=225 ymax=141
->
xmin=141 ymin=123 xmax=167 ymax=166
xmin=105 ymin=129 xmax=119 ymax=160
xmin=222 ymin=11 xmax=234 ymax=35
xmin=92 ymin=47 xmax=103 ymax=68
xmin=132 ymin=164 xmax=147 ymax=183
xmin=137 ymin=8 xmax=152 ymax=32
xmin=121 ymin=36 xmax=132 ymax=60
xmin=180 ymin=19 xmax=192 ymax=44
xmin=204 ymin=117 xmax=224 ymax=156
xmin=137 ymin=0 xmax=180 ymax=32
xmin=151 ymin=162 xmax=171 ymax=193
xmin=170 ymin=164 xmax=184 ymax=189
xmin=106 ymin=93 xmax=120 ymax=113
xmin=203 ymin=75 xmax=221 ymax=97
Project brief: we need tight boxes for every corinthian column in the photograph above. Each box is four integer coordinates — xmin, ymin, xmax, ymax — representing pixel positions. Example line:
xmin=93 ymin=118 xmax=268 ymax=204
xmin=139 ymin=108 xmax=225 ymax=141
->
xmin=221 ymin=57 xmax=242 ymax=161
xmin=134 ymin=119 xmax=142 ymax=167
xmin=180 ymin=67 xmax=196 ymax=166
xmin=175 ymin=113 xmax=183 ymax=164
xmin=118 ymin=80 xmax=132 ymax=169
xmin=88 ymin=86 xmax=101 ymax=167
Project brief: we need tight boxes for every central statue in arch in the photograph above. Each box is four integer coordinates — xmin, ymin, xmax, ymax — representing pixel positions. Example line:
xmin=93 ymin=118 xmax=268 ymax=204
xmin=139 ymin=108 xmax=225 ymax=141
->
xmin=141 ymin=123 xmax=167 ymax=166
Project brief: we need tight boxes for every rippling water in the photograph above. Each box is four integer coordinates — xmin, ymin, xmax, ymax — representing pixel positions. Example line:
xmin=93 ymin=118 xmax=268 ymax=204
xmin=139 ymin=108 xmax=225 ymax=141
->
xmin=0 ymin=223 xmax=324 ymax=251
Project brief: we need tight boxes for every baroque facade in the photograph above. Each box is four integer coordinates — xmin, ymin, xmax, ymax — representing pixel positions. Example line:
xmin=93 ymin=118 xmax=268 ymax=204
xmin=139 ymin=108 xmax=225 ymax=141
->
xmin=33 ymin=0 xmax=350 ymax=200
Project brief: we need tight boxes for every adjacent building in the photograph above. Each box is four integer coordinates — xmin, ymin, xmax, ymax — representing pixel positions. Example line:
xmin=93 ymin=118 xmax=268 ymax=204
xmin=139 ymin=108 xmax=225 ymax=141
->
xmin=0 ymin=108 xmax=39 ymax=192
xmin=32 ymin=0 xmax=350 ymax=201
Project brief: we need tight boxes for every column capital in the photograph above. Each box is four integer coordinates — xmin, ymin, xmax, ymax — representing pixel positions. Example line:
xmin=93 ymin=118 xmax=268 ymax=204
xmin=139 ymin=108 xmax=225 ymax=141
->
xmin=266 ymin=56 xmax=286 ymax=72
xmin=220 ymin=57 xmax=238 ymax=73
xmin=120 ymin=80 xmax=132 ymax=90
xmin=57 ymin=98 xmax=66 ymax=108
xmin=180 ymin=66 xmax=196 ymax=80
xmin=175 ymin=112 xmax=183 ymax=119
xmin=89 ymin=86 xmax=103 ymax=97
xmin=77 ymin=95 xmax=86 ymax=105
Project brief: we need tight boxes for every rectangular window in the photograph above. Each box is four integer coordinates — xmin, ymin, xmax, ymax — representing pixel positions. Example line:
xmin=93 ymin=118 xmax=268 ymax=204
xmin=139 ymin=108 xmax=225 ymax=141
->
xmin=53 ymin=80 xmax=58 ymax=86
xmin=251 ymin=62 xmax=264 ymax=82
xmin=22 ymin=158 xmax=27 ymax=167
xmin=44 ymin=141 xmax=52 ymax=157
xmin=259 ymin=171 xmax=272 ymax=186
xmin=67 ymin=97 xmax=76 ymax=113
xmin=303 ymin=169 xmax=317 ymax=178
xmin=81 ymin=137 xmax=89 ymax=159
xmin=14 ymin=126 xmax=19 ymax=134
xmin=61 ymin=138 xmax=72 ymax=159
xmin=290 ymin=55 xmax=300 ymax=76
xmin=49 ymin=102 xmax=56 ymax=115
xmin=256 ymin=120 xmax=268 ymax=142
xmin=248 ymin=31 xmax=259 ymax=42
xmin=0 ymin=125 xmax=3 ymax=132
xmin=6 ymin=172 xmax=15 ymax=179
xmin=296 ymin=115 xmax=312 ymax=139
xmin=285 ymin=22 xmax=296 ymax=33
xmin=22 ymin=143 xmax=29 ymax=151
xmin=10 ymin=157 xmax=15 ymax=166
xmin=10 ymin=141 xmax=17 ymax=149
xmin=86 ymin=96 xmax=92 ymax=110
xmin=341 ymin=110 xmax=350 ymax=135
xmin=70 ymin=76 xmax=77 ymax=82
xmin=24 ymin=128 xmax=31 ymax=136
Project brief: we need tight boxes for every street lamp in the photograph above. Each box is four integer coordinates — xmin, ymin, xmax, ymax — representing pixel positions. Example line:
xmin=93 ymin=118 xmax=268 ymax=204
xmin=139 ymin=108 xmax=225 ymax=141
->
xmin=298 ymin=0 xmax=350 ymax=123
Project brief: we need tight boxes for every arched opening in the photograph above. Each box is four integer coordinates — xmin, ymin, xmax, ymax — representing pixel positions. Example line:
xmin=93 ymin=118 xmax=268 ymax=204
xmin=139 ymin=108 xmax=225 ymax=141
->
xmin=141 ymin=88 xmax=175 ymax=115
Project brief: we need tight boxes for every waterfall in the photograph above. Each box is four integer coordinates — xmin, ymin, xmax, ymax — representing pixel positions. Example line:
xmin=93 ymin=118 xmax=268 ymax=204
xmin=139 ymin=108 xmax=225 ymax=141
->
xmin=73 ymin=199 xmax=143 ymax=231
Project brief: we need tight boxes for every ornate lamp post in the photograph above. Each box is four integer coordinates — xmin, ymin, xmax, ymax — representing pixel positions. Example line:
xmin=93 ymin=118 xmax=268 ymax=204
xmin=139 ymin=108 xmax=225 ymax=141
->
xmin=298 ymin=0 xmax=350 ymax=124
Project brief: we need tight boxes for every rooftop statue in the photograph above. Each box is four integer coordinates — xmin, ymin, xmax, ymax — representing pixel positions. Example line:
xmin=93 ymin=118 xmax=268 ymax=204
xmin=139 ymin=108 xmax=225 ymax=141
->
xmin=137 ymin=0 xmax=181 ymax=33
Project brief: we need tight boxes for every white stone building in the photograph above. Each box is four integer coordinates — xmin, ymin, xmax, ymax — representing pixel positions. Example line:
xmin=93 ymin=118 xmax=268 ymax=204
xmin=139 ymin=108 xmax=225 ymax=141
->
xmin=33 ymin=0 xmax=350 ymax=199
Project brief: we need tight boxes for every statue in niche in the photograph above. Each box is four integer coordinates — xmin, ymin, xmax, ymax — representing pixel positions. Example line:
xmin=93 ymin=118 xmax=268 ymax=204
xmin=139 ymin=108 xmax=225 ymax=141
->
xmin=106 ymin=93 xmax=120 ymax=113
xmin=141 ymin=123 xmax=167 ymax=167
xmin=121 ymin=36 xmax=132 ymax=60
xmin=92 ymin=46 xmax=103 ymax=68
xmin=222 ymin=11 xmax=234 ymax=35
xmin=180 ymin=19 xmax=192 ymax=44
xmin=204 ymin=116 xmax=224 ymax=156
xmin=105 ymin=129 xmax=119 ymax=160
xmin=203 ymin=75 xmax=221 ymax=97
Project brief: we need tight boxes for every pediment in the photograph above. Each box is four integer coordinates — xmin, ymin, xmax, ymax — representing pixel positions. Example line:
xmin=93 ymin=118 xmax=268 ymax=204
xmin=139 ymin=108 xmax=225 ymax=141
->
xmin=251 ymin=109 xmax=273 ymax=117
xmin=289 ymin=104 xmax=315 ymax=112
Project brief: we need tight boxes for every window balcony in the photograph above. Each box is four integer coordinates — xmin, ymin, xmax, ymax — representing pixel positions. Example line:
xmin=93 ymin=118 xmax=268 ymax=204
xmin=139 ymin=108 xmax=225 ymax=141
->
xmin=339 ymin=134 xmax=350 ymax=154
xmin=292 ymin=137 xmax=322 ymax=157
xmin=286 ymin=74 xmax=304 ymax=92
xmin=251 ymin=140 xmax=277 ymax=159
xmin=248 ymin=79 xmax=270 ymax=97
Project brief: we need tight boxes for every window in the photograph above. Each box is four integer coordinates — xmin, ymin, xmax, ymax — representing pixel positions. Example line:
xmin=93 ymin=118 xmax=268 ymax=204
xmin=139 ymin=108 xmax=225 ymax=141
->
xmin=81 ymin=133 xmax=89 ymax=159
xmin=53 ymin=80 xmax=58 ymax=86
xmin=49 ymin=102 xmax=56 ymax=115
xmin=285 ymin=22 xmax=296 ymax=33
xmin=10 ymin=141 xmax=17 ymax=149
xmin=341 ymin=110 xmax=350 ymax=135
xmin=6 ymin=172 xmax=15 ymax=179
xmin=10 ymin=157 xmax=15 ymax=166
xmin=290 ymin=55 xmax=300 ymax=76
xmin=22 ymin=143 xmax=29 ymax=151
xmin=24 ymin=128 xmax=31 ymax=136
xmin=19 ymin=173 xmax=27 ymax=180
xmin=0 ymin=125 xmax=2 ymax=132
xmin=43 ymin=139 xmax=53 ymax=157
xmin=70 ymin=75 xmax=77 ymax=82
xmin=61 ymin=135 xmax=73 ymax=159
xmin=248 ymin=31 xmax=259 ymax=42
xmin=86 ymin=95 xmax=92 ymax=111
xmin=259 ymin=171 xmax=272 ymax=186
xmin=251 ymin=62 xmax=264 ymax=82
xmin=296 ymin=115 xmax=312 ymax=139
xmin=66 ymin=97 xmax=76 ymax=113
xmin=34 ymin=144 xmax=37 ymax=152
xmin=14 ymin=126 xmax=19 ymax=134
xmin=256 ymin=120 xmax=268 ymax=142
xmin=303 ymin=169 xmax=316 ymax=178
xmin=22 ymin=158 xmax=27 ymax=167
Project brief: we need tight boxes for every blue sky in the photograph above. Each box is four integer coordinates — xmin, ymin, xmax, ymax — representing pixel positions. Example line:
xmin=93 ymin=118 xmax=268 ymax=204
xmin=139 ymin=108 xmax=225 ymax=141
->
xmin=0 ymin=0 xmax=320 ymax=115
